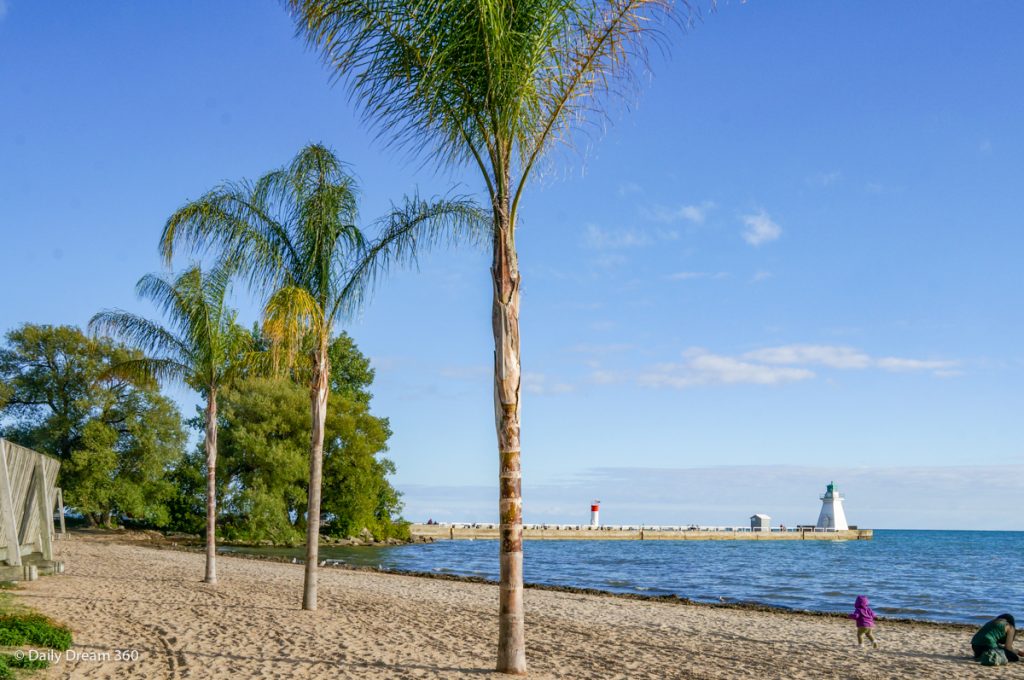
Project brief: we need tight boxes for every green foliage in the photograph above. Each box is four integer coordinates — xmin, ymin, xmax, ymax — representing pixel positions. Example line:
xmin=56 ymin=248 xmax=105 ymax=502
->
xmin=0 ymin=324 xmax=186 ymax=526
xmin=328 ymin=332 xmax=374 ymax=405
xmin=0 ymin=652 xmax=50 ymax=674
xmin=163 ymin=449 xmax=209 ymax=536
xmin=319 ymin=390 xmax=399 ymax=538
xmin=216 ymin=377 xmax=310 ymax=544
xmin=0 ymin=612 xmax=72 ymax=651
xmin=164 ymin=332 xmax=404 ymax=543
xmin=214 ymin=373 xmax=403 ymax=543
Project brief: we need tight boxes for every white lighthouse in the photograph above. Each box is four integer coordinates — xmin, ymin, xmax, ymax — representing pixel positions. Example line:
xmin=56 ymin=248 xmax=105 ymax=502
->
xmin=590 ymin=500 xmax=600 ymax=527
xmin=815 ymin=481 xmax=849 ymax=530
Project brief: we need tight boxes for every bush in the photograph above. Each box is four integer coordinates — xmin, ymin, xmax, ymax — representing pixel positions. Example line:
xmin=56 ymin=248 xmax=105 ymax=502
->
xmin=0 ymin=652 xmax=49 ymax=676
xmin=0 ymin=613 xmax=72 ymax=651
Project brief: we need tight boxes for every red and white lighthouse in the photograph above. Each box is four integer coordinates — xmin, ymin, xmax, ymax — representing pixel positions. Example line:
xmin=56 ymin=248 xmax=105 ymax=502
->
xmin=590 ymin=500 xmax=601 ymax=527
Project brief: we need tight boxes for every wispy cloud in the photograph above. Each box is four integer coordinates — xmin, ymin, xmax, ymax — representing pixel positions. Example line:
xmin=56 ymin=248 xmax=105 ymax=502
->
xmin=875 ymin=357 xmax=960 ymax=374
xmin=631 ymin=344 xmax=961 ymax=390
xmin=746 ymin=344 xmax=959 ymax=376
xmin=522 ymin=372 xmax=574 ymax=395
xmin=0 ymin=1 xmax=7 ymax=20
xmin=666 ymin=271 xmax=729 ymax=281
xmin=646 ymin=201 xmax=715 ymax=225
xmin=582 ymin=223 xmax=651 ymax=249
xmin=744 ymin=345 xmax=872 ymax=370
xmin=740 ymin=210 xmax=782 ymax=246
xmin=751 ymin=270 xmax=773 ymax=283
xmin=638 ymin=349 xmax=815 ymax=388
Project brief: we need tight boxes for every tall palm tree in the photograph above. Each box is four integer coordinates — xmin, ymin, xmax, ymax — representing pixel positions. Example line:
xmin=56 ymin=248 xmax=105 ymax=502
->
xmin=159 ymin=143 xmax=484 ymax=610
xmin=288 ymin=0 xmax=688 ymax=672
xmin=89 ymin=264 xmax=250 ymax=584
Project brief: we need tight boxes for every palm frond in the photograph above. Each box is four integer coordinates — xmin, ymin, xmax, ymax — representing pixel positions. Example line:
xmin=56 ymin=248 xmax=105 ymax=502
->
xmin=160 ymin=185 xmax=293 ymax=297
xmin=101 ymin=357 xmax=192 ymax=388
xmin=335 ymin=194 xmax=489 ymax=320
xmin=289 ymin=0 xmax=696 ymax=209
xmin=263 ymin=285 xmax=326 ymax=372
xmin=89 ymin=309 xmax=192 ymax=366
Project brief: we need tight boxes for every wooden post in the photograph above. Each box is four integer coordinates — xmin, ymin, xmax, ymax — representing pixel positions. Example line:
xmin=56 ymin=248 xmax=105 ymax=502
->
xmin=56 ymin=488 xmax=66 ymax=537
xmin=0 ymin=440 xmax=22 ymax=567
xmin=34 ymin=460 xmax=53 ymax=561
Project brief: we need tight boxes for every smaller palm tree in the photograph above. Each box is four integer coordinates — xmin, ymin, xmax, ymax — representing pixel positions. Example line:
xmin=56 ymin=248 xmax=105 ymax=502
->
xmin=90 ymin=264 xmax=250 ymax=584
xmin=160 ymin=143 xmax=486 ymax=609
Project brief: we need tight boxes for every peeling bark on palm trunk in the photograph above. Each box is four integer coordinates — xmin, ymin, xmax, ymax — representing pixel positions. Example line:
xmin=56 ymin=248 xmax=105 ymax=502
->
xmin=302 ymin=348 xmax=330 ymax=611
xmin=204 ymin=389 xmax=218 ymax=584
xmin=493 ymin=204 xmax=526 ymax=674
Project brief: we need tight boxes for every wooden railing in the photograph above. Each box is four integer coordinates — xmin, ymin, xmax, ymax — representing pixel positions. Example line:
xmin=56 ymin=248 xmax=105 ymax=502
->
xmin=0 ymin=438 xmax=61 ymax=566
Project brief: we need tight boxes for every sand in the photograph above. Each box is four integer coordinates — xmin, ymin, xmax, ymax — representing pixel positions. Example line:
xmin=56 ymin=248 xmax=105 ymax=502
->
xmin=11 ymin=533 xmax=1024 ymax=679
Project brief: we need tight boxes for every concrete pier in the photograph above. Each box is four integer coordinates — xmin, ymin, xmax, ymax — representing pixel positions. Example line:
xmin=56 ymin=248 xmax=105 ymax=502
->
xmin=411 ymin=523 xmax=872 ymax=541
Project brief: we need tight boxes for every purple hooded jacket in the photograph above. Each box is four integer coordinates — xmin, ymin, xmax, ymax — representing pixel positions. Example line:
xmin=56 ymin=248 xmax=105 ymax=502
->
xmin=849 ymin=595 xmax=876 ymax=628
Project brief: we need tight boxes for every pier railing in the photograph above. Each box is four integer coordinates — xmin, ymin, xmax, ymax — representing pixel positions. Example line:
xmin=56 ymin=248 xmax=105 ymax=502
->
xmin=437 ymin=523 xmax=844 ymax=532
xmin=411 ymin=523 xmax=872 ymax=541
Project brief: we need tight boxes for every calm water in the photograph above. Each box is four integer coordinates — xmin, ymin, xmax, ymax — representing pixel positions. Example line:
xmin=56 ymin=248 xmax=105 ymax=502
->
xmin=221 ymin=530 xmax=1024 ymax=624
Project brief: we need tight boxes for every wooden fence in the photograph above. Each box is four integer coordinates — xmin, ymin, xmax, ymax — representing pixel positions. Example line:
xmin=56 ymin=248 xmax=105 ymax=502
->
xmin=0 ymin=438 xmax=61 ymax=566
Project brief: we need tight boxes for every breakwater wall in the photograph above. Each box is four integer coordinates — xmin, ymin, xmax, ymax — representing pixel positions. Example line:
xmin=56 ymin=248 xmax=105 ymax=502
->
xmin=410 ymin=523 xmax=872 ymax=541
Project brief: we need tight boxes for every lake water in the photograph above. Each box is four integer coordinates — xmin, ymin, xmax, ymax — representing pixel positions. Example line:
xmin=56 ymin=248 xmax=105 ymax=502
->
xmin=220 ymin=530 xmax=1024 ymax=624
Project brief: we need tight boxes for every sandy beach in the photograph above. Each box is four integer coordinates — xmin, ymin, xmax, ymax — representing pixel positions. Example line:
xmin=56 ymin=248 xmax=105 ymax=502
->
xmin=11 ymin=533 xmax=1022 ymax=679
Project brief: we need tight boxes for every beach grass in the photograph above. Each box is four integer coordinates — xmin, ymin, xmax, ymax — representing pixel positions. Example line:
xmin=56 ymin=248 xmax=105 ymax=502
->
xmin=0 ymin=587 xmax=72 ymax=679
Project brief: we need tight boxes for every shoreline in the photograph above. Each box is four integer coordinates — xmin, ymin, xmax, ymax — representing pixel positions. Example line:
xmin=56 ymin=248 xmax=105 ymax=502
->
xmin=155 ymin=537 xmax=973 ymax=630
xmin=15 ymin=533 xmax=1019 ymax=679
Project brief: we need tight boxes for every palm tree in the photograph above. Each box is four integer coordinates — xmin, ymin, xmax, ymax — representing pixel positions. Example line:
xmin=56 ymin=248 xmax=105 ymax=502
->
xmin=90 ymin=264 xmax=250 ymax=584
xmin=159 ymin=143 xmax=484 ymax=610
xmin=287 ymin=0 xmax=688 ymax=672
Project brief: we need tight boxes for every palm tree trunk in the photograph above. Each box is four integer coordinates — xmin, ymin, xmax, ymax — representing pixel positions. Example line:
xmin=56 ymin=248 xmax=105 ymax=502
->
xmin=204 ymin=388 xmax=218 ymax=584
xmin=302 ymin=346 xmax=330 ymax=611
xmin=492 ymin=204 xmax=526 ymax=674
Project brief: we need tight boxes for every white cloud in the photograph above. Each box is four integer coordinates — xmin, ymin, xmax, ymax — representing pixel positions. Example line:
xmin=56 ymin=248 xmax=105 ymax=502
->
xmin=876 ymin=357 xmax=959 ymax=373
xmin=746 ymin=344 xmax=959 ymax=376
xmin=582 ymin=223 xmax=651 ymax=249
xmin=744 ymin=345 xmax=872 ymax=370
xmin=648 ymin=201 xmax=715 ymax=225
xmin=751 ymin=270 xmax=773 ymax=283
xmin=666 ymin=271 xmax=729 ymax=281
xmin=638 ymin=349 xmax=815 ymax=389
xmin=741 ymin=210 xmax=782 ymax=246
xmin=589 ymin=369 xmax=623 ymax=385
xmin=633 ymin=344 xmax=961 ymax=389
xmin=522 ymin=372 xmax=574 ymax=395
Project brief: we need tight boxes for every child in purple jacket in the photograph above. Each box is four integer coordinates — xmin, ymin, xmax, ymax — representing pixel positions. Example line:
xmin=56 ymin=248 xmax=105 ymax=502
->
xmin=849 ymin=595 xmax=878 ymax=647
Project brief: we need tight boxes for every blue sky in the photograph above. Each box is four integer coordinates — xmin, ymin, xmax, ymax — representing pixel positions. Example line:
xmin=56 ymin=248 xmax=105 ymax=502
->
xmin=2 ymin=2 xmax=1022 ymax=529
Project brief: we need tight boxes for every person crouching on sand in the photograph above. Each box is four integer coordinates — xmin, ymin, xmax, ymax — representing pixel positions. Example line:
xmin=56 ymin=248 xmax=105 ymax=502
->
xmin=972 ymin=613 xmax=1019 ymax=665
xmin=849 ymin=595 xmax=878 ymax=648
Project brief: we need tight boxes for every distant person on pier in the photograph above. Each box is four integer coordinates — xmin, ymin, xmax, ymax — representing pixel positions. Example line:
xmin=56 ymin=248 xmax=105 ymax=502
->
xmin=972 ymin=614 xmax=1019 ymax=665
xmin=848 ymin=595 xmax=878 ymax=648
